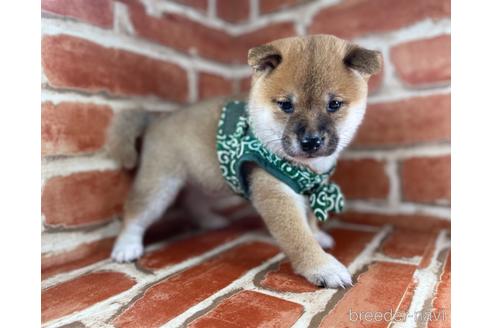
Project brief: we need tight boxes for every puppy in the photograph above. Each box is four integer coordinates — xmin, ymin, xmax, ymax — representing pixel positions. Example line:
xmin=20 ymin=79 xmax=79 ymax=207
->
xmin=110 ymin=35 xmax=382 ymax=288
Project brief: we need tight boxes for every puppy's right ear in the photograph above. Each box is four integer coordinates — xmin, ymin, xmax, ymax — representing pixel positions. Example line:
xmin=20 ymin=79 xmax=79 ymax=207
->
xmin=248 ymin=45 xmax=282 ymax=73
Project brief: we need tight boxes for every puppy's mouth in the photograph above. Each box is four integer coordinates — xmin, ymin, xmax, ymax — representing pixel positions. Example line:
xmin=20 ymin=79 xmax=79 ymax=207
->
xmin=281 ymin=134 xmax=338 ymax=159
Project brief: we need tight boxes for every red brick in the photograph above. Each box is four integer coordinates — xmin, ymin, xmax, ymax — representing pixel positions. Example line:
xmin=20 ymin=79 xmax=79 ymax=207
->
xmin=401 ymin=155 xmax=451 ymax=204
xmin=171 ymin=0 xmax=208 ymax=12
xmin=42 ymin=271 xmax=135 ymax=323
xmin=239 ymin=76 xmax=251 ymax=92
xmin=42 ymin=102 xmax=112 ymax=156
xmin=138 ymin=227 xmax=244 ymax=271
xmin=198 ymin=72 xmax=233 ymax=100
xmin=42 ymin=35 xmax=188 ymax=102
xmin=338 ymin=212 xmax=451 ymax=232
xmin=332 ymin=159 xmax=389 ymax=200
xmin=42 ymin=170 xmax=132 ymax=228
xmin=354 ymin=94 xmax=450 ymax=147
xmin=124 ymin=1 xmax=295 ymax=64
xmin=42 ymin=238 xmax=115 ymax=280
xmin=309 ymin=0 xmax=450 ymax=38
xmin=216 ymin=0 xmax=250 ymax=23
xmin=235 ymin=23 xmax=297 ymax=63
xmin=329 ymin=228 xmax=376 ymax=265
xmin=391 ymin=35 xmax=450 ymax=86
xmin=368 ymin=64 xmax=384 ymax=94
xmin=42 ymin=0 xmax=114 ymax=28
xmin=124 ymin=1 xmax=236 ymax=63
xmin=260 ymin=228 xmax=375 ymax=293
xmin=428 ymin=251 xmax=451 ymax=328
xmin=381 ymin=228 xmax=437 ymax=259
xmin=318 ymin=262 xmax=416 ymax=327
xmin=419 ymin=232 xmax=441 ymax=269
xmin=113 ymin=242 xmax=278 ymax=327
xmin=260 ymin=0 xmax=305 ymax=14
xmin=261 ymin=261 xmax=317 ymax=293
xmin=188 ymin=291 xmax=303 ymax=327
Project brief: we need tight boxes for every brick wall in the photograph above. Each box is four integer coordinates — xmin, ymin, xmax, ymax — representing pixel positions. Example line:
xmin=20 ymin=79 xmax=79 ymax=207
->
xmin=41 ymin=0 xmax=450 ymax=274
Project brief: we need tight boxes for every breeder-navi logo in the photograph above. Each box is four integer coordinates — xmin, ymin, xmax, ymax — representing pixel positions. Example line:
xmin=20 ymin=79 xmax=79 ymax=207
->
xmin=348 ymin=308 xmax=447 ymax=323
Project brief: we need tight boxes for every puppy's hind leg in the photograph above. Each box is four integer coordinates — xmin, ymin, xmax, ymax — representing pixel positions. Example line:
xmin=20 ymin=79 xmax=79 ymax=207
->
xmin=111 ymin=173 xmax=184 ymax=262
xmin=182 ymin=187 xmax=229 ymax=230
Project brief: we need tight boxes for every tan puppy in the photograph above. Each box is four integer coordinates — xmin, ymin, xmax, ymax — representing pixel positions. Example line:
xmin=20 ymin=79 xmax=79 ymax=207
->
xmin=110 ymin=35 xmax=382 ymax=288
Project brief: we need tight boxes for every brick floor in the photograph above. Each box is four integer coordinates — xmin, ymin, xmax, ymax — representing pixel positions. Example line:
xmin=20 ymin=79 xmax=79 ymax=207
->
xmin=41 ymin=217 xmax=451 ymax=327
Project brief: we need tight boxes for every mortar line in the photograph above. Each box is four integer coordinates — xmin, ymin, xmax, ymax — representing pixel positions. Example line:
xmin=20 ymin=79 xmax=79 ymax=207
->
xmin=41 ymin=87 xmax=181 ymax=112
xmin=391 ymin=231 xmax=450 ymax=328
xmin=345 ymin=201 xmax=451 ymax=219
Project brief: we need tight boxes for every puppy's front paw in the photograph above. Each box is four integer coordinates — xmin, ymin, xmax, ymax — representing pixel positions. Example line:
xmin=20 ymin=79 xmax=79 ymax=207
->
xmin=111 ymin=241 xmax=144 ymax=263
xmin=315 ymin=231 xmax=335 ymax=249
xmin=297 ymin=254 xmax=352 ymax=289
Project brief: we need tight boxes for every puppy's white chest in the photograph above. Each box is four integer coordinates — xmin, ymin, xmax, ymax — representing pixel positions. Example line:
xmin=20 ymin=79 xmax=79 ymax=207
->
xmin=303 ymin=156 xmax=338 ymax=174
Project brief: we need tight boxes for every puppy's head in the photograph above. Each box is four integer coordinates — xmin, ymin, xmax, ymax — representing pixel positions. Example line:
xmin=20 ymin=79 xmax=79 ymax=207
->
xmin=247 ymin=35 xmax=382 ymax=167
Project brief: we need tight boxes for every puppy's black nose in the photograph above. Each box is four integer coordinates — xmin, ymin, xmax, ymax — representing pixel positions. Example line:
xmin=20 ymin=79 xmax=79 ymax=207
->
xmin=300 ymin=136 xmax=323 ymax=153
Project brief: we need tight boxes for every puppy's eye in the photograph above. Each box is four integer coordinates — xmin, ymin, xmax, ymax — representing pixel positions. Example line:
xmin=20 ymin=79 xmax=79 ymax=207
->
xmin=277 ymin=100 xmax=294 ymax=113
xmin=327 ymin=100 xmax=343 ymax=113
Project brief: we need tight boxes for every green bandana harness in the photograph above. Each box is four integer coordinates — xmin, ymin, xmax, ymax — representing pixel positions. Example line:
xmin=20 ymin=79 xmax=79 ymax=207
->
xmin=216 ymin=100 xmax=344 ymax=222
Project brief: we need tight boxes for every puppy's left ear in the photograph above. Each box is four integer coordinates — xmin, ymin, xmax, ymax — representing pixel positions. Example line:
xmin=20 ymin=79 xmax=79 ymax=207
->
xmin=248 ymin=44 xmax=282 ymax=73
xmin=344 ymin=46 xmax=383 ymax=76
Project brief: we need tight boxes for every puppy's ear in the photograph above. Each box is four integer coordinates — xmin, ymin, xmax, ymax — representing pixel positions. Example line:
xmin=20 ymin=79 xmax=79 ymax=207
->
xmin=248 ymin=44 xmax=282 ymax=73
xmin=344 ymin=46 xmax=383 ymax=76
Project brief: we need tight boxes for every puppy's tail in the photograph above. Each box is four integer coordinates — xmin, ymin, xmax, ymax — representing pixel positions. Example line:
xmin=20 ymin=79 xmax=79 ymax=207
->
xmin=106 ymin=110 xmax=150 ymax=170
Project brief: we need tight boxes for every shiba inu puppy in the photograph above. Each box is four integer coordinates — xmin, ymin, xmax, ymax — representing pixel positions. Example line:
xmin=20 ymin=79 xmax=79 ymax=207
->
xmin=110 ymin=35 xmax=382 ymax=288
